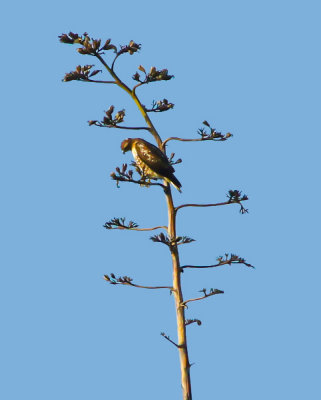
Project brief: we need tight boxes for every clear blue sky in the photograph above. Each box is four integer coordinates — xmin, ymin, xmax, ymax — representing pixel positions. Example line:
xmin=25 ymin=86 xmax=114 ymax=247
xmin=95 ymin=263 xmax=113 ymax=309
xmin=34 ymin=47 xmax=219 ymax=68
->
xmin=2 ymin=1 xmax=320 ymax=399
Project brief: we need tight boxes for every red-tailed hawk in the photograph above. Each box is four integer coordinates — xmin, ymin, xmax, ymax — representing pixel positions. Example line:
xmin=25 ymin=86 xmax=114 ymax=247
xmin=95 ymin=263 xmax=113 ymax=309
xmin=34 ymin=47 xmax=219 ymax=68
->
xmin=121 ymin=138 xmax=182 ymax=192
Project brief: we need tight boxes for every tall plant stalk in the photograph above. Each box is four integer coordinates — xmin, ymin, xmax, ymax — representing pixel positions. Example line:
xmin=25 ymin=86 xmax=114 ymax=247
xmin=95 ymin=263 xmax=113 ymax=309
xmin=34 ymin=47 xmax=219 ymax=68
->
xmin=106 ymin=57 xmax=192 ymax=397
xmin=59 ymin=32 xmax=252 ymax=400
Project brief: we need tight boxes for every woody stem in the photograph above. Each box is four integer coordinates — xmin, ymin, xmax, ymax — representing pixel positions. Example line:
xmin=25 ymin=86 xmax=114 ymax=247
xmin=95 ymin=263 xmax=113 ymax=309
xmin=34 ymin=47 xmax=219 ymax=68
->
xmin=166 ymin=191 xmax=192 ymax=400
xmin=97 ymin=54 xmax=192 ymax=400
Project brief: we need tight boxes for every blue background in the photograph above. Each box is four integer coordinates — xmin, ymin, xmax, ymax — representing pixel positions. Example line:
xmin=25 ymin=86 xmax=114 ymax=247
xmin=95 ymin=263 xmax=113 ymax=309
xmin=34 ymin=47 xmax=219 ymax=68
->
xmin=2 ymin=1 xmax=320 ymax=399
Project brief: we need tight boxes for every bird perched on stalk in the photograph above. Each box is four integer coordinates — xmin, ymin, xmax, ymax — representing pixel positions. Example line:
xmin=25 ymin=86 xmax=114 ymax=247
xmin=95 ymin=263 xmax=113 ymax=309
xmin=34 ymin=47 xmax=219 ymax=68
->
xmin=121 ymin=138 xmax=182 ymax=192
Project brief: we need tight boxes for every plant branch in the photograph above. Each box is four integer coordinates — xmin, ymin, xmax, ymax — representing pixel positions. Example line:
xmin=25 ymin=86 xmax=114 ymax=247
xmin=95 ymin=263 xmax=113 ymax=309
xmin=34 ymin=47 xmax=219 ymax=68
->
xmin=120 ymin=226 xmax=167 ymax=232
xmin=176 ymin=190 xmax=249 ymax=214
xmin=162 ymin=135 xmax=231 ymax=147
xmin=185 ymin=319 xmax=202 ymax=327
xmin=144 ymin=99 xmax=174 ymax=113
xmin=111 ymin=40 xmax=141 ymax=71
xmin=95 ymin=53 xmax=132 ymax=91
xmin=103 ymin=217 xmax=168 ymax=232
xmin=132 ymin=82 xmax=146 ymax=94
xmin=104 ymin=274 xmax=173 ymax=290
xmin=92 ymin=123 xmax=151 ymax=131
xmin=175 ymin=200 xmax=242 ymax=212
xmin=163 ymin=136 xmax=218 ymax=147
xmin=111 ymin=53 xmax=121 ymax=71
xmin=82 ymin=79 xmax=116 ymax=84
xmin=110 ymin=163 xmax=166 ymax=189
xmin=162 ymin=121 xmax=232 ymax=149
xmin=161 ymin=332 xmax=179 ymax=348
xmin=181 ymin=254 xmax=254 ymax=270
xmin=150 ymin=233 xmax=195 ymax=247
xmin=88 ymin=105 xmax=151 ymax=131
xmin=182 ymin=289 xmax=224 ymax=307
xmin=111 ymin=172 xmax=166 ymax=189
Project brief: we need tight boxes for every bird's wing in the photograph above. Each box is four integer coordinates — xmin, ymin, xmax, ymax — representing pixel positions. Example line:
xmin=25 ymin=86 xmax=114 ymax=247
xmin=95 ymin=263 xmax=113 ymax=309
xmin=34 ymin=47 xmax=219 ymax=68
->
xmin=134 ymin=140 xmax=175 ymax=175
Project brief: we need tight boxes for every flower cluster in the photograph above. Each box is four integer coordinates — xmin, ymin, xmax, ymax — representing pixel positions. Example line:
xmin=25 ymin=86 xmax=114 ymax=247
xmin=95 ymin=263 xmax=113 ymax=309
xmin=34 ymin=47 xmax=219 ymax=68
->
xmin=59 ymin=32 xmax=117 ymax=55
xmin=117 ymin=40 xmax=141 ymax=55
xmin=63 ymin=65 xmax=101 ymax=82
xmin=144 ymin=99 xmax=174 ymax=112
xmin=150 ymin=233 xmax=195 ymax=246
xmin=216 ymin=253 xmax=254 ymax=268
xmin=110 ymin=163 xmax=134 ymax=182
xmin=227 ymin=190 xmax=248 ymax=202
xmin=227 ymin=190 xmax=249 ymax=213
xmin=88 ymin=106 xmax=125 ymax=127
xmin=197 ymin=120 xmax=232 ymax=141
xmin=104 ymin=274 xmax=133 ymax=285
xmin=198 ymin=288 xmax=224 ymax=296
xmin=168 ymin=152 xmax=182 ymax=166
xmin=103 ymin=217 xmax=139 ymax=230
xmin=133 ymin=65 xmax=174 ymax=84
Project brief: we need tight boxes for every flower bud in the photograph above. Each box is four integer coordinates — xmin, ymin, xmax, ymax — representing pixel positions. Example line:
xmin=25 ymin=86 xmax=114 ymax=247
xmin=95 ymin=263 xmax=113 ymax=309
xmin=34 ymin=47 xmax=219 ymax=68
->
xmin=77 ymin=48 xmax=89 ymax=55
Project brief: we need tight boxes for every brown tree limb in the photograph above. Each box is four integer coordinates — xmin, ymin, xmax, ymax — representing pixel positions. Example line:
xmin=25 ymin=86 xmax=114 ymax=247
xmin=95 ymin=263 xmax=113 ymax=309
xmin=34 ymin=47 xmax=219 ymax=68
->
xmin=104 ymin=274 xmax=173 ymax=290
xmin=181 ymin=289 xmax=224 ymax=307
xmin=132 ymin=82 xmax=147 ymax=94
xmin=181 ymin=256 xmax=254 ymax=270
xmin=110 ymin=173 xmax=166 ymax=190
xmin=81 ymin=79 xmax=116 ymax=84
xmin=161 ymin=332 xmax=180 ymax=348
xmin=185 ymin=319 xmax=202 ymax=327
xmin=144 ymin=99 xmax=174 ymax=113
xmin=128 ymin=283 xmax=173 ymax=290
xmin=162 ymin=122 xmax=231 ymax=150
xmin=103 ymin=217 xmax=168 ymax=233
xmin=93 ymin=123 xmax=151 ymax=131
xmin=181 ymin=260 xmax=253 ymax=269
xmin=163 ymin=136 xmax=215 ymax=147
xmin=116 ymin=225 xmax=168 ymax=232
xmin=111 ymin=53 xmax=121 ymax=71
xmin=176 ymin=200 xmax=241 ymax=212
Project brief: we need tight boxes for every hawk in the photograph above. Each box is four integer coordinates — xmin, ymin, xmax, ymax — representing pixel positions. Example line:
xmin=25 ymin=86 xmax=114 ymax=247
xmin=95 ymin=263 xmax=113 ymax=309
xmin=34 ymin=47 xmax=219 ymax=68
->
xmin=121 ymin=138 xmax=182 ymax=192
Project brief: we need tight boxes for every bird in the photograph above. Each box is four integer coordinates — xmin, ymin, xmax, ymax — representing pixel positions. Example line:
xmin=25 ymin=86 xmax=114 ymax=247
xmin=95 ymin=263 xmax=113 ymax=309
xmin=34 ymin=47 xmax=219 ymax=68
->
xmin=121 ymin=138 xmax=182 ymax=192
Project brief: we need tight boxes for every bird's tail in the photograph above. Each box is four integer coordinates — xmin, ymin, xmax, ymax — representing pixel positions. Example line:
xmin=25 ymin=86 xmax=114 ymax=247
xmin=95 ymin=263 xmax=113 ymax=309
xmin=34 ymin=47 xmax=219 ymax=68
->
xmin=166 ymin=174 xmax=182 ymax=193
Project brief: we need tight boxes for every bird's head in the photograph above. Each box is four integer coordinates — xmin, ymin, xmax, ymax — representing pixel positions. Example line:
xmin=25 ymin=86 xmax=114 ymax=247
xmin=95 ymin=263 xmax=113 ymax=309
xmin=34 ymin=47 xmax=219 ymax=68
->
xmin=121 ymin=138 xmax=133 ymax=154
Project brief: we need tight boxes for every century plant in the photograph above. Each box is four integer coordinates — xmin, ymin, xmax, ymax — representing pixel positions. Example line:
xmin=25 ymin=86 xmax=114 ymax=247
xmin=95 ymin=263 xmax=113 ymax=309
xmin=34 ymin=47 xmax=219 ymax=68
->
xmin=59 ymin=32 xmax=253 ymax=400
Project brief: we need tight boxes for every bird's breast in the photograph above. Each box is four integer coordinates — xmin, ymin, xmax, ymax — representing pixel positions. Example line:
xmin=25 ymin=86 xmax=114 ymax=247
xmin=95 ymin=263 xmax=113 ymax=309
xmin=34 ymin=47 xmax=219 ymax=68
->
xmin=132 ymin=146 xmax=161 ymax=179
